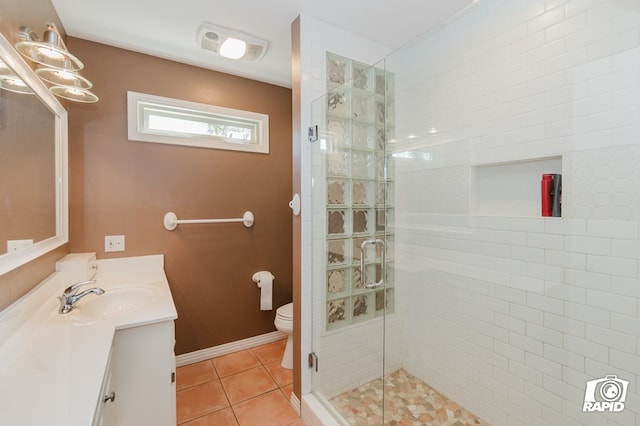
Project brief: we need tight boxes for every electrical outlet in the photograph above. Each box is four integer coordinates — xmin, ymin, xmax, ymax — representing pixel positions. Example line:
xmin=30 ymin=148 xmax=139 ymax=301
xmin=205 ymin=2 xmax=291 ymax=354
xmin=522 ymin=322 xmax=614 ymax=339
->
xmin=105 ymin=235 xmax=125 ymax=252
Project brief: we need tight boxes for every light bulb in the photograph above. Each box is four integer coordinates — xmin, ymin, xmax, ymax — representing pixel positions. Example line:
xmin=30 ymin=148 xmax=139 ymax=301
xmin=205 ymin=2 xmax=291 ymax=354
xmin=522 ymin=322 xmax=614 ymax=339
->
xmin=37 ymin=46 xmax=65 ymax=61
xmin=219 ymin=37 xmax=247 ymax=59
xmin=6 ymin=78 xmax=26 ymax=87
xmin=65 ymin=87 xmax=84 ymax=96
xmin=55 ymin=70 xmax=76 ymax=81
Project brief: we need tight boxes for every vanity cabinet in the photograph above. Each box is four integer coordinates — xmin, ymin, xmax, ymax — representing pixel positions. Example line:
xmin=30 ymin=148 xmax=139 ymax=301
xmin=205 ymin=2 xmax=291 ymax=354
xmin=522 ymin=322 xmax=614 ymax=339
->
xmin=92 ymin=347 xmax=117 ymax=426
xmin=93 ymin=320 xmax=176 ymax=425
xmin=108 ymin=320 xmax=176 ymax=425
xmin=0 ymin=254 xmax=177 ymax=425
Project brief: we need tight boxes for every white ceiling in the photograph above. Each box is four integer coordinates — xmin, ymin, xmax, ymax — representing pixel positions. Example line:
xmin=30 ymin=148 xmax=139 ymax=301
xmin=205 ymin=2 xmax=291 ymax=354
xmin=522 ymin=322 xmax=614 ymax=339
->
xmin=50 ymin=0 xmax=474 ymax=88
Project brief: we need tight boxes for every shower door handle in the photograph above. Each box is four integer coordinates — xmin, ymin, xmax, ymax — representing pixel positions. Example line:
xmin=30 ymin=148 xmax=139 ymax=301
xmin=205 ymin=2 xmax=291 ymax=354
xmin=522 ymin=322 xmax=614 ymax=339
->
xmin=360 ymin=238 xmax=386 ymax=289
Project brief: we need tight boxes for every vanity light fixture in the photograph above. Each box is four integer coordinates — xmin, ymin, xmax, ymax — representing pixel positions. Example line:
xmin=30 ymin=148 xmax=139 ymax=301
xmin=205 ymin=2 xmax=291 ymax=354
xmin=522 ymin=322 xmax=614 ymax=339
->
xmin=0 ymin=59 xmax=12 ymax=74
xmin=0 ymin=74 xmax=33 ymax=94
xmin=35 ymin=68 xmax=92 ymax=88
xmin=0 ymin=59 xmax=32 ymax=94
xmin=49 ymin=85 xmax=98 ymax=103
xmin=196 ymin=22 xmax=269 ymax=62
xmin=15 ymin=24 xmax=83 ymax=71
xmin=14 ymin=23 xmax=98 ymax=103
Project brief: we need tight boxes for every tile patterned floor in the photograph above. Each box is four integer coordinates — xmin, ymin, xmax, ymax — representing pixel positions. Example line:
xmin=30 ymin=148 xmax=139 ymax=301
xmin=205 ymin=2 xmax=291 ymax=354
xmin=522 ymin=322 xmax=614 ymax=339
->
xmin=330 ymin=369 xmax=489 ymax=426
xmin=176 ymin=339 xmax=304 ymax=426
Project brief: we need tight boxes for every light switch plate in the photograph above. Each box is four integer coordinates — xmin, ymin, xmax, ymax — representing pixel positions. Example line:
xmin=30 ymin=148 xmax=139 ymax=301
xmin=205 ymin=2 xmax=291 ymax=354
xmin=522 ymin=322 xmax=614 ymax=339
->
xmin=105 ymin=235 xmax=125 ymax=252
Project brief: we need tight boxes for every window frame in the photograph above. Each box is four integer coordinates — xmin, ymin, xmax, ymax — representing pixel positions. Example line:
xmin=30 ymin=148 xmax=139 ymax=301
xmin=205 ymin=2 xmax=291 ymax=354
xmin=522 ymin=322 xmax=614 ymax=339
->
xmin=127 ymin=91 xmax=269 ymax=154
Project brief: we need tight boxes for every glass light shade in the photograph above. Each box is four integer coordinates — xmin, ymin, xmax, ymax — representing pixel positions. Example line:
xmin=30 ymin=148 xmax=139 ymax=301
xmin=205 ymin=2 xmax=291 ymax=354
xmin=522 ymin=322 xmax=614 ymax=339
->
xmin=0 ymin=59 xmax=12 ymax=75
xmin=50 ymin=85 xmax=98 ymax=103
xmin=0 ymin=74 xmax=34 ymax=94
xmin=15 ymin=41 xmax=84 ymax=71
xmin=36 ymin=68 xmax=93 ymax=89
xmin=219 ymin=37 xmax=247 ymax=59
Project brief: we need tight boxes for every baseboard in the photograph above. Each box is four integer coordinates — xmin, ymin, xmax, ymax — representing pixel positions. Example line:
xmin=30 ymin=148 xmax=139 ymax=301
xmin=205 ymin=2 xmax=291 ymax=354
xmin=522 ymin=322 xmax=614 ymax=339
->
xmin=290 ymin=391 xmax=301 ymax=416
xmin=176 ymin=330 xmax=287 ymax=367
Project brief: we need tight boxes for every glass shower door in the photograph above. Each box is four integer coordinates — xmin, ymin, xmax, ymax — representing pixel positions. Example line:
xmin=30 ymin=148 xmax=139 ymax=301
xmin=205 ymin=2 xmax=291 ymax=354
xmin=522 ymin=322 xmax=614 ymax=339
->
xmin=309 ymin=54 xmax=395 ymax=424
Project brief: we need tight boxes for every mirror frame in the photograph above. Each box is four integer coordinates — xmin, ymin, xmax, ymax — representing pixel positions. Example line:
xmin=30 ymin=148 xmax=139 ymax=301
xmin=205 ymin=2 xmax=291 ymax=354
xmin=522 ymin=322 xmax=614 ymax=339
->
xmin=0 ymin=32 xmax=68 ymax=276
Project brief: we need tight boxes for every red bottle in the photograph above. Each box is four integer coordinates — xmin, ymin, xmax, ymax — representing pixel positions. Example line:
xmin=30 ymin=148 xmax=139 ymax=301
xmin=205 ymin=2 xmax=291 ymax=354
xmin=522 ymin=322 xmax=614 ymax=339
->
xmin=541 ymin=174 xmax=554 ymax=217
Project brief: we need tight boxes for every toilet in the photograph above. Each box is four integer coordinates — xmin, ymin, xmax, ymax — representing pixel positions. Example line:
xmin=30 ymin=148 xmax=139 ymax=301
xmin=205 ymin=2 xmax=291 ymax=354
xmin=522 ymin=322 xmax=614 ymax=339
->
xmin=274 ymin=302 xmax=293 ymax=369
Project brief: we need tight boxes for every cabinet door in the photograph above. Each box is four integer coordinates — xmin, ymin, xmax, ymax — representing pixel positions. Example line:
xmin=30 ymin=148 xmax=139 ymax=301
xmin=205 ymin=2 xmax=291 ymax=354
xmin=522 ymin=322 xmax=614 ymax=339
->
xmin=93 ymin=347 xmax=117 ymax=426
xmin=113 ymin=321 xmax=176 ymax=426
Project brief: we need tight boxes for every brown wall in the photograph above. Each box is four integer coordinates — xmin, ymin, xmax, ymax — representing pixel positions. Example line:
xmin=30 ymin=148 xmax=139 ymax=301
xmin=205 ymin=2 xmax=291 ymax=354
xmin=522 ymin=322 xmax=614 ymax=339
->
xmin=66 ymin=38 xmax=293 ymax=355
xmin=0 ymin=244 xmax=68 ymax=310
xmin=0 ymin=0 xmax=70 ymax=307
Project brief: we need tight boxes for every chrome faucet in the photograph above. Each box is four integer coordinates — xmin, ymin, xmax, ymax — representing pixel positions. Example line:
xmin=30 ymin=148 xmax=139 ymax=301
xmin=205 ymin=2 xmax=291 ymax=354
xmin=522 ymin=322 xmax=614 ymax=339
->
xmin=59 ymin=280 xmax=105 ymax=314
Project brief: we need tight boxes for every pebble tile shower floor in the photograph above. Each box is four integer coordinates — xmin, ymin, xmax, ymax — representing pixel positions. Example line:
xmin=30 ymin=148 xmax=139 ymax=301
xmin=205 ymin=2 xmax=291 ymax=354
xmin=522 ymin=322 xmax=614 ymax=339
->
xmin=330 ymin=369 xmax=488 ymax=425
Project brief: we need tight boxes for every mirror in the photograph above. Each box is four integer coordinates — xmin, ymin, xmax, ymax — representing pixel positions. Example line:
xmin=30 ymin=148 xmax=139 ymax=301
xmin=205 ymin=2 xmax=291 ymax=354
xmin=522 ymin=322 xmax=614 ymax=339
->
xmin=0 ymin=32 xmax=68 ymax=276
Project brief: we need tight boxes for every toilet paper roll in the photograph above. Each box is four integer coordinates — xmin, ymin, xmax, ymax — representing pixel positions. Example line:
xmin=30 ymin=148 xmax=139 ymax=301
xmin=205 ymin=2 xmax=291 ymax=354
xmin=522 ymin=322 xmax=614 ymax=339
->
xmin=253 ymin=271 xmax=274 ymax=311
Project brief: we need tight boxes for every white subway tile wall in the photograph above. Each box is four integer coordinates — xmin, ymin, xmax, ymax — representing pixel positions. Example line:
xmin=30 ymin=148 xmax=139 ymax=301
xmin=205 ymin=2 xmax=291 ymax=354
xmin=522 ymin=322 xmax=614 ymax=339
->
xmin=299 ymin=15 xmax=399 ymax=399
xmin=390 ymin=1 xmax=640 ymax=425
xmin=299 ymin=0 xmax=640 ymax=424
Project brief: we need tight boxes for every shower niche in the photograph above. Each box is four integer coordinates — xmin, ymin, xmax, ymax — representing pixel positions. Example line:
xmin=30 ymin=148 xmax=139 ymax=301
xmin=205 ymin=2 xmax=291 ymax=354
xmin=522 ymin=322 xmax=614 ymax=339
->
xmin=471 ymin=156 xmax=563 ymax=218
xmin=324 ymin=52 xmax=395 ymax=330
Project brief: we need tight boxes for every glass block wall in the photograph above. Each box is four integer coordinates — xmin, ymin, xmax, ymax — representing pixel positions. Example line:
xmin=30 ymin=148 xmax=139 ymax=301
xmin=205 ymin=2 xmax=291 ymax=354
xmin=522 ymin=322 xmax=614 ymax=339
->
xmin=324 ymin=52 xmax=395 ymax=330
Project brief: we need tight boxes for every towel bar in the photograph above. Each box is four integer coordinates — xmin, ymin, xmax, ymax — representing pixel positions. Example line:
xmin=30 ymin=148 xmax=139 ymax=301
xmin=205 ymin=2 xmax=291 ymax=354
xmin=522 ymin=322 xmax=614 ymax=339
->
xmin=163 ymin=211 xmax=254 ymax=230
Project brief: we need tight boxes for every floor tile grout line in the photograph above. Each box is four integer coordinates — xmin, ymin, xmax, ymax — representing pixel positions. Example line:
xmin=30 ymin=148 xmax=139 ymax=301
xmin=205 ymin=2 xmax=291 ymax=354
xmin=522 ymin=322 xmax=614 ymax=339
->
xmin=177 ymin=363 xmax=289 ymax=389
xmin=176 ymin=377 xmax=232 ymax=424
xmin=177 ymin=382 xmax=295 ymax=425
xmin=263 ymin=364 xmax=291 ymax=387
xmin=222 ymin=377 xmax=280 ymax=406
xmin=176 ymin=405 xmax=232 ymax=426
xmin=215 ymin=363 xmax=262 ymax=379
xmin=176 ymin=376 xmax=220 ymax=393
xmin=229 ymin=386 xmax=294 ymax=426
xmin=176 ymin=363 xmax=287 ymax=396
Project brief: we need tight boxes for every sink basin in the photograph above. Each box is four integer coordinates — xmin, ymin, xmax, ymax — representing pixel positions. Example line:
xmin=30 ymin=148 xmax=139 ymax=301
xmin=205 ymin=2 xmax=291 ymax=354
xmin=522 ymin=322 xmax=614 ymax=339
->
xmin=76 ymin=286 xmax=162 ymax=319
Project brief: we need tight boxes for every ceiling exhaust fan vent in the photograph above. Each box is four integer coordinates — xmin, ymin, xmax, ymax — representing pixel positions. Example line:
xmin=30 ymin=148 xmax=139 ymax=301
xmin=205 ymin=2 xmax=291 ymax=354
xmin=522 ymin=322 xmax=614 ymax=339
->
xmin=196 ymin=22 xmax=269 ymax=62
xmin=204 ymin=31 xmax=219 ymax=42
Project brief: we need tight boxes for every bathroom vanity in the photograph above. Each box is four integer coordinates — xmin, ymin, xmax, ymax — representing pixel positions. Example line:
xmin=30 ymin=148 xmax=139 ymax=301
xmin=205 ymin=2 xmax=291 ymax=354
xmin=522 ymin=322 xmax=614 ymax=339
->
xmin=0 ymin=254 xmax=177 ymax=425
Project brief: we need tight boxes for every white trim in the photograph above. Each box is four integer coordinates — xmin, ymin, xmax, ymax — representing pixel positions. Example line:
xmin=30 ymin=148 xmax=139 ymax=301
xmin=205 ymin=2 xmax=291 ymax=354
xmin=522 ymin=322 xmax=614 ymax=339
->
xmin=127 ymin=91 xmax=269 ymax=154
xmin=290 ymin=391 xmax=301 ymax=416
xmin=0 ymin=33 xmax=68 ymax=277
xmin=301 ymin=394 xmax=341 ymax=426
xmin=175 ymin=331 xmax=286 ymax=367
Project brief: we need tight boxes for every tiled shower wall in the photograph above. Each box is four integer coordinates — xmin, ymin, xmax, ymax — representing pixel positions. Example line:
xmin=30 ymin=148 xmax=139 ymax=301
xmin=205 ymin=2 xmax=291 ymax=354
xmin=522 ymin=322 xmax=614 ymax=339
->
xmin=391 ymin=0 xmax=640 ymax=425
xmin=323 ymin=52 xmax=396 ymax=331
xmin=297 ymin=15 xmax=397 ymax=398
xmin=309 ymin=52 xmax=400 ymax=400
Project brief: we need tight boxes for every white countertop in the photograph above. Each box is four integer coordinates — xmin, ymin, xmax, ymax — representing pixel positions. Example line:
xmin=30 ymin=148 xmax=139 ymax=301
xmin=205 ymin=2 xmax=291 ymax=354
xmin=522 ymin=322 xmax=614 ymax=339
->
xmin=0 ymin=254 xmax=177 ymax=425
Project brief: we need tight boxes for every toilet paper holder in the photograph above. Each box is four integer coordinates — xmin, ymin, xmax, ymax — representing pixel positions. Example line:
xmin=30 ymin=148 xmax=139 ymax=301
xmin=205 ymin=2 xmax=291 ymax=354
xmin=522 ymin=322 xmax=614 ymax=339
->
xmin=253 ymin=271 xmax=274 ymax=311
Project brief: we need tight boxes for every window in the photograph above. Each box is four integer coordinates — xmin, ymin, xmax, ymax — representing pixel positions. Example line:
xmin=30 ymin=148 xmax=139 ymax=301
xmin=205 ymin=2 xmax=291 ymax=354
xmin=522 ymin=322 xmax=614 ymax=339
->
xmin=127 ymin=91 xmax=269 ymax=154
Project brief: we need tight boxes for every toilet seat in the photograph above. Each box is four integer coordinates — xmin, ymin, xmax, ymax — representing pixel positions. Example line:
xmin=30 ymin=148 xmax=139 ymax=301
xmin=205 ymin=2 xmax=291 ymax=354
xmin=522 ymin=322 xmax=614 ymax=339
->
xmin=276 ymin=302 xmax=293 ymax=321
